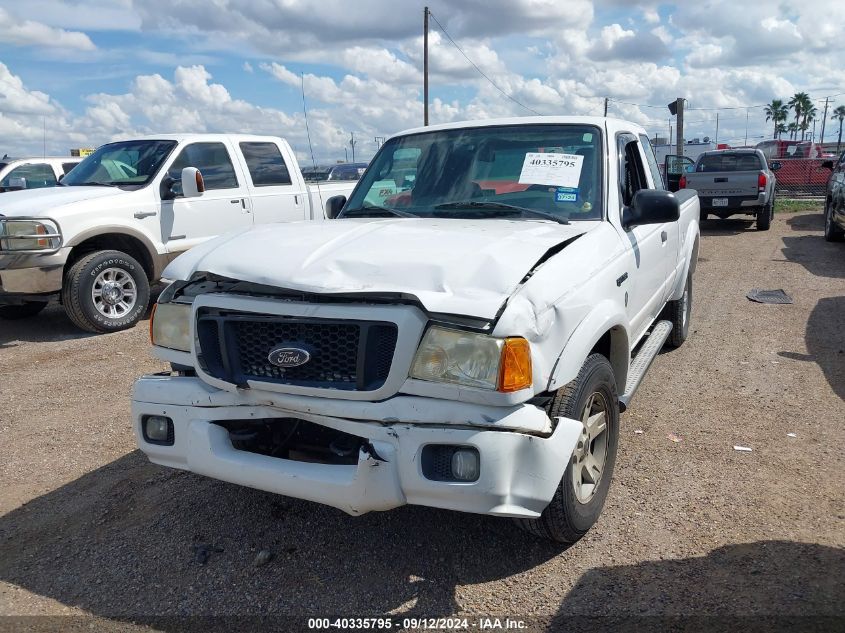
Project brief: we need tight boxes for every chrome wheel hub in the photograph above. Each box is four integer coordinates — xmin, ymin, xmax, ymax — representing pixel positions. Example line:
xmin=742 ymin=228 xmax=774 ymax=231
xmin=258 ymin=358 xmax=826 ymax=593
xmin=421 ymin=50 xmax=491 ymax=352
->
xmin=571 ymin=392 xmax=609 ymax=504
xmin=92 ymin=267 xmax=137 ymax=319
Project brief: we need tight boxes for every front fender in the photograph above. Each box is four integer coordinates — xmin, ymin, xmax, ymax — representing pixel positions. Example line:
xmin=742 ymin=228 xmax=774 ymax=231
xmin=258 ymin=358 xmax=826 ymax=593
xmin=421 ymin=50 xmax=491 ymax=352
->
xmin=547 ymin=300 xmax=630 ymax=394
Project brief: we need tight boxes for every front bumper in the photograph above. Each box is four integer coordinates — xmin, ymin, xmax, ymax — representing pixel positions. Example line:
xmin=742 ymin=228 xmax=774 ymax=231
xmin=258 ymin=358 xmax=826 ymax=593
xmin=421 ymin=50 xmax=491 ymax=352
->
xmin=132 ymin=374 xmax=582 ymax=518
xmin=0 ymin=248 xmax=70 ymax=301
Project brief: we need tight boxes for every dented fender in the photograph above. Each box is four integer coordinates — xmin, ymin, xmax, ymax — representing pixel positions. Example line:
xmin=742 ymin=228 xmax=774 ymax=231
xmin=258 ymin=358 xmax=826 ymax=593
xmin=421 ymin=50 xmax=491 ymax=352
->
xmin=547 ymin=300 xmax=630 ymax=393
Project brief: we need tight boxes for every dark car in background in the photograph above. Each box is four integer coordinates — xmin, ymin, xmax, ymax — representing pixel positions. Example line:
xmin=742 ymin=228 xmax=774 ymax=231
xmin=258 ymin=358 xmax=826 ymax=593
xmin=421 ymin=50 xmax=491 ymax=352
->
xmin=301 ymin=162 xmax=368 ymax=182
xmin=822 ymin=151 xmax=845 ymax=242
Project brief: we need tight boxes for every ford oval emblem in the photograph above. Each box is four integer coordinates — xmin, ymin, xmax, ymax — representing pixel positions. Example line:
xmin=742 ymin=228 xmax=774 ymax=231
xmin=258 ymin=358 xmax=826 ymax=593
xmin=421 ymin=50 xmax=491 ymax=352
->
xmin=267 ymin=346 xmax=311 ymax=368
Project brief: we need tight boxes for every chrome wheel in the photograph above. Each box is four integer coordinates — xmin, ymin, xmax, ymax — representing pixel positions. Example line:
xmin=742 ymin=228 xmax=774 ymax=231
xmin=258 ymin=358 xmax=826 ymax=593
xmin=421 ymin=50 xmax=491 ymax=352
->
xmin=91 ymin=267 xmax=137 ymax=318
xmin=571 ymin=391 xmax=609 ymax=504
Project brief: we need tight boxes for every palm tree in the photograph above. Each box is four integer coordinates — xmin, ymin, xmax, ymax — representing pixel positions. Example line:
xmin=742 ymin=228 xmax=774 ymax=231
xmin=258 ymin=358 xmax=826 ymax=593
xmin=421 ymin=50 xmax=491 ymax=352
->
xmin=764 ymin=99 xmax=789 ymax=139
xmin=788 ymin=92 xmax=811 ymax=140
xmin=800 ymin=104 xmax=818 ymax=141
xmin=833 ymin=105 xmax=845 ymax=153
xmin=775 ymin=122 xmax=787 ymax=139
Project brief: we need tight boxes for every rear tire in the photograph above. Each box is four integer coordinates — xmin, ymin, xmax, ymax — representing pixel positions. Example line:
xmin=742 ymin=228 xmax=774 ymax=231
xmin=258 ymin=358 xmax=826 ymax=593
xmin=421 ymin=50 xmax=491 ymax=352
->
xmin=756 ymin=201 xmax=772 ymax=231
xmin=664 ymin=270 xmax=693 ymax=348
xmin=61 ymin=250 xmax=150 ymax=333
xmin=824 ymin=200 xmax=844 ymax=242
xmin=0 ymin=301 xmax=47 ymax=320
xmin=515 ymin=354 xmax=619 ymax=544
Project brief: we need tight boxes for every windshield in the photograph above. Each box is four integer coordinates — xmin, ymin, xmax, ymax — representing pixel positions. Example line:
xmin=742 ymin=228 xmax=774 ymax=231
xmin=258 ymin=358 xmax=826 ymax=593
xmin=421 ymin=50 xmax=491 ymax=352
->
xmin=696 ymin=153 xmax=762 ymax=172
xmin=343 ymin=124 xmax=603 ymax=222
xmin=62 ymin=140 xmax=178 ymax=188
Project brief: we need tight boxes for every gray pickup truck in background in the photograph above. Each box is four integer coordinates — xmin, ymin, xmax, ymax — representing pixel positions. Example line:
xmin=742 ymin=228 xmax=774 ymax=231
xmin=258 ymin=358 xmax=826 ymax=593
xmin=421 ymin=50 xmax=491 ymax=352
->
xmin=675 ymin=149 xmax=780 ymax=231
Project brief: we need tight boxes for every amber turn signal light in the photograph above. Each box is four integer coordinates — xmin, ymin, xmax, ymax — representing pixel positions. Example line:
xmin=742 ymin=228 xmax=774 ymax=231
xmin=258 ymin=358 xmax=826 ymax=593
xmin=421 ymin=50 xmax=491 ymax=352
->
xmin=498 ymin=337 xmax=532 ymax=392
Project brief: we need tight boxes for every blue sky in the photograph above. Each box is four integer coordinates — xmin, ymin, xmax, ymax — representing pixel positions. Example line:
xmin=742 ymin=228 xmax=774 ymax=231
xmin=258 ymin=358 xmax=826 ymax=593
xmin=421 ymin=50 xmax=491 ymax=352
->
xmin=1 ymin=0 xmax=844 ymax=161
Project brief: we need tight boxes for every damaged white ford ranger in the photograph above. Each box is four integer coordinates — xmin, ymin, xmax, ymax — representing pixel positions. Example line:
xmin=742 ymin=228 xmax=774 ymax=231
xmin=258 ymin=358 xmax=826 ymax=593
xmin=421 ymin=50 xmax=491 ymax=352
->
xmin=132 ymin=117 xmax=700 ymax=543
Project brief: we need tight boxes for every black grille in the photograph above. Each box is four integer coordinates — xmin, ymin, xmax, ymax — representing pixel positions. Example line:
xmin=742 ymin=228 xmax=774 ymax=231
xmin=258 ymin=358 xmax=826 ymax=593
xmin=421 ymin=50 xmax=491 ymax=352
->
xmin=196 ymin=309 xmax=398 ymax=391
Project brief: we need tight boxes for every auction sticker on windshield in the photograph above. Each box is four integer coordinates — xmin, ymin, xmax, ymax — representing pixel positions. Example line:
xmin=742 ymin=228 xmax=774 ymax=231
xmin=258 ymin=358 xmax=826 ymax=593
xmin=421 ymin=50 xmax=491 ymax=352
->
xmin=519 ymin=152 xmax=584 ymax=188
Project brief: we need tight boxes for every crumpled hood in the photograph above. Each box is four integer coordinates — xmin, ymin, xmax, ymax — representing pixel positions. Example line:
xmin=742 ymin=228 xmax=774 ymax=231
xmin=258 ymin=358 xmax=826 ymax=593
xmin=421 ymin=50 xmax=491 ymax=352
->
xmin=0 ymin=186 xmax=122 ymax=217
xmin=165 ymin=218 xmax=594 ymax=319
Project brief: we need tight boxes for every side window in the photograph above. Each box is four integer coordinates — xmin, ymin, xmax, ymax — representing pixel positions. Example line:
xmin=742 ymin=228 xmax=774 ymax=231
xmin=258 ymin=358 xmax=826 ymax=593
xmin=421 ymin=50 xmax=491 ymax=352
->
xmin=239 ymin=142 xmax=291 ymax=186
xmin=0 ymin=163 xmax=57 ymax=189
xmin=639 ymin=135 xmax=664 ymax=189
xmin=168 ymin=142 xmax=239 ymax=193
xmin=62 ymin=162 xmax=78 ymax=175
xmin=617 ymin=134 xmax=647 ymax=209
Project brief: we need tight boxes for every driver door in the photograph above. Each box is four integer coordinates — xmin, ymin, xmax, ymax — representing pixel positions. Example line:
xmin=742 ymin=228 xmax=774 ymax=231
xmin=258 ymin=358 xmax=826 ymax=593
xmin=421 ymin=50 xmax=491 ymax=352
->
xmin=160 ymin=141 xmax=252 ymax=254
xmin=664 ymin=154 xmax=694 ymax=192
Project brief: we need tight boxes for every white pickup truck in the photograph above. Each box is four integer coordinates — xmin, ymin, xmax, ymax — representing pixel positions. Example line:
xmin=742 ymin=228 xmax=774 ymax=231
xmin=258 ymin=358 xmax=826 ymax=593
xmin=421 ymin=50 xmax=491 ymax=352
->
xmin=132 ymin=117 xmax=700 ymax=543
xmin=0 ymin=134 xmax=354 ymax=331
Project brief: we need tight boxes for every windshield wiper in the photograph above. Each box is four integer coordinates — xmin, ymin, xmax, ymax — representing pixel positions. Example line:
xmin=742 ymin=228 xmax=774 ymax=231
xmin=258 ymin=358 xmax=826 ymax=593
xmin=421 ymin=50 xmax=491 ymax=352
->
xmin=434 ymin=200 xmax=570 ymax=224
xmin=342 ymin=205 xmax=417 ymax=218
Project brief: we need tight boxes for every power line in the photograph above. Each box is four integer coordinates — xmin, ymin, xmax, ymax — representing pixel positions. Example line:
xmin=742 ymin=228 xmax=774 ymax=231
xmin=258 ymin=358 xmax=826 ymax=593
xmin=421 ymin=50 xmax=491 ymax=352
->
xmin=427 ymin=11 xmax=543 ymax=116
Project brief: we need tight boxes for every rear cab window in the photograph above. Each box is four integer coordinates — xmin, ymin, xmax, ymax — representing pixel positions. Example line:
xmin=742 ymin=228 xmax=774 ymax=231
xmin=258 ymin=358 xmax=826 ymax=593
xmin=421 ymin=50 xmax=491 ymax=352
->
xmin=239 ymin=142 xmax=292 ymax=186
xmin=697 ymin=153 xmax=762 ymax=172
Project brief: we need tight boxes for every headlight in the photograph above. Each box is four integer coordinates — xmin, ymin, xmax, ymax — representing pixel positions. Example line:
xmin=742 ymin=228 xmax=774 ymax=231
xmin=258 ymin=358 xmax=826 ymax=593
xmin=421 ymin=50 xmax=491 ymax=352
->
xmin=409 ymin=326 xmax=532 ymax=392
xmin=150 ymin=302 xmax=192 ymax=352
xmin=0 ymin=219 xmax=62 ymax=251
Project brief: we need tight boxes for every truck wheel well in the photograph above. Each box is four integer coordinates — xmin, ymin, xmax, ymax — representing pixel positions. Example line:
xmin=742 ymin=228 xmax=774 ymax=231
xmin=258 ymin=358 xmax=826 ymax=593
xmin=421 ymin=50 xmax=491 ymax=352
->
xmin=65 ymin=234 xmax=155 ymax=281
xmin=589 ymin=327 xmax=629 ymax=393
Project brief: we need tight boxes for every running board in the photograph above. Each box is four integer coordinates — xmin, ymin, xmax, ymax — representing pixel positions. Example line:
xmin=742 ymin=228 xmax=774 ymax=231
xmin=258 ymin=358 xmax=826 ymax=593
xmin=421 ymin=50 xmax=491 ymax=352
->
xmin=619 ymin=320 xmax=673 ymax=413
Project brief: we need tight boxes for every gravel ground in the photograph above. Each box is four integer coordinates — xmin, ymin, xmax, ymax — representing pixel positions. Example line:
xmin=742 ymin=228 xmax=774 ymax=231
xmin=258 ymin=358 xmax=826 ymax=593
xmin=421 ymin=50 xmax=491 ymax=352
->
xmin=0 ymin=208 xmax=843 ymax=631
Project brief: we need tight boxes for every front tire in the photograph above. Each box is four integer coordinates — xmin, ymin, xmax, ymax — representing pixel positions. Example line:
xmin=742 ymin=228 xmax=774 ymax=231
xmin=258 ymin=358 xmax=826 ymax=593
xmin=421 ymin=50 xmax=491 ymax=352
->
xmin=61 ymin=250 xmax=150 ymax=333
xmin=515 ymin=354 xmax=619 ymax=544
xmin=0 ymin=301 xmax=48 ymax=320
xmin=824 ymin=200 xmax=844 ymax=242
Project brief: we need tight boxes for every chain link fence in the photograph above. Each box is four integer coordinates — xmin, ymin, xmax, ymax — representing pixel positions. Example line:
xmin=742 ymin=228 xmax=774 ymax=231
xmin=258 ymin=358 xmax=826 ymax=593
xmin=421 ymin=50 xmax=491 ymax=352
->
xmin=773 ymin=158 xmax=832 ymax=198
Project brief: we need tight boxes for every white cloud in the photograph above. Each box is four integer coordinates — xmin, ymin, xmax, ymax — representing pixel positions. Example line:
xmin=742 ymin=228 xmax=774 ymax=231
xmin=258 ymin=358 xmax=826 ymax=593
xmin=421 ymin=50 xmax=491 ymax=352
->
xmin=0 ymin=7 xmax=96 ymax=51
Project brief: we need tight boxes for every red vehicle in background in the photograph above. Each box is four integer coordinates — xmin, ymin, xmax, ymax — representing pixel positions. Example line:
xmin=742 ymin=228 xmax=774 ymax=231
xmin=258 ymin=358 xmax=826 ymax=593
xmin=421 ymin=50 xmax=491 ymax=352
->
xmin=756 ymin=140 xmax=831 ymax=194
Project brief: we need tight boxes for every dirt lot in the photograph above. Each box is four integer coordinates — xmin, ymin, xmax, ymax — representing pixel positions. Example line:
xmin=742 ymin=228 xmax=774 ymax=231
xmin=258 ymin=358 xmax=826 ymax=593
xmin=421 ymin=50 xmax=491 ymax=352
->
xmin=1 ymin=208 xmax=843 ymax=631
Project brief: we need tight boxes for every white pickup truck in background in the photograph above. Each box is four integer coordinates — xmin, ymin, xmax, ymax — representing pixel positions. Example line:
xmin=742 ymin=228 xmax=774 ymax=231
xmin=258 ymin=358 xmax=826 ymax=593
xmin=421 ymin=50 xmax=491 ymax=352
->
xmin=0 ymin=157 xmax=83 ymax=193
xmin=133 ymin=116 xmax=700 ymax=544
xmin=0 ymin=134 xmax=355 ymax=331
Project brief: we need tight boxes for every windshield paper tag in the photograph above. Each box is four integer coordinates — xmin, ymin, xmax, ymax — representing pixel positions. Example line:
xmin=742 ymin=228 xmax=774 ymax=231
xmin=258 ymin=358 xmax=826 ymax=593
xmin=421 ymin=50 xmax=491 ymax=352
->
xmin=519 ymin=152 xmax=584 ymax=188
xmin=555 ymin=187 xmax=578 ymax=202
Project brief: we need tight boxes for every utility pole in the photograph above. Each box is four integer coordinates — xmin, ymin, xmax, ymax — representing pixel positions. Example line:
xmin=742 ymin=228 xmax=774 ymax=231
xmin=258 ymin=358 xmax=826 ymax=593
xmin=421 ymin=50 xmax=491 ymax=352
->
xmin=744 ymin=108 xmax=749 ymax=146
xmin=675 ymin=97 xmax=684 ymax=158
xmin=423 ymin=6 xmax=429 ymax=126
xmin=820 ymin=96 xmax=830 ymax=145
xmin=349 ymin=132 xmax=356 ymax=162
xmin=604 ymin=97 xmax=608 ymax=117
xmin=715 ymin=112 xmax=719 ymax=146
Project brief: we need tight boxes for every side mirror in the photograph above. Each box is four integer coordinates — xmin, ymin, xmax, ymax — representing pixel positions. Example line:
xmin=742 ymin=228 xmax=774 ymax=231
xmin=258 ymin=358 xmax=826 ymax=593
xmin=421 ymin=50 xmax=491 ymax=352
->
xmin=8 ymin=177 xmax=26 ymax=190
xmin=770 ymin=161 xmax=782 ymax=171
xmin=623 ymin=189 xmax=680 ymax=229
xmin=181 ymin=167 xmax=205 ymax=198
xmin=160 ymin=175 xmax=177 ymax=200
xmin=325 ymin=195 xmax=347 ymax=219
xmin=821 ymin=160 xmax=834 ymax=170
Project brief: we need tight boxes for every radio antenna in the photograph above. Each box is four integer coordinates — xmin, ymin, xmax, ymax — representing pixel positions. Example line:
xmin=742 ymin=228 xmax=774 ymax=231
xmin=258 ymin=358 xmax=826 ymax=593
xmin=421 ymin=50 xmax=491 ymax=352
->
xmin=301 ymin=72 xmax=318 ymax=172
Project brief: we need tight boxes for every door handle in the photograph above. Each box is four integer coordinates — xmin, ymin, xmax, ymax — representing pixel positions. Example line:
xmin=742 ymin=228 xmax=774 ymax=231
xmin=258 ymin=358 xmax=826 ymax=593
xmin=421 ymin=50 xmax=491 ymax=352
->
xmin=133 ymin=211 xmax=157 ymax=219
xmin=661 ymin=230 xmax=668 ymax=243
